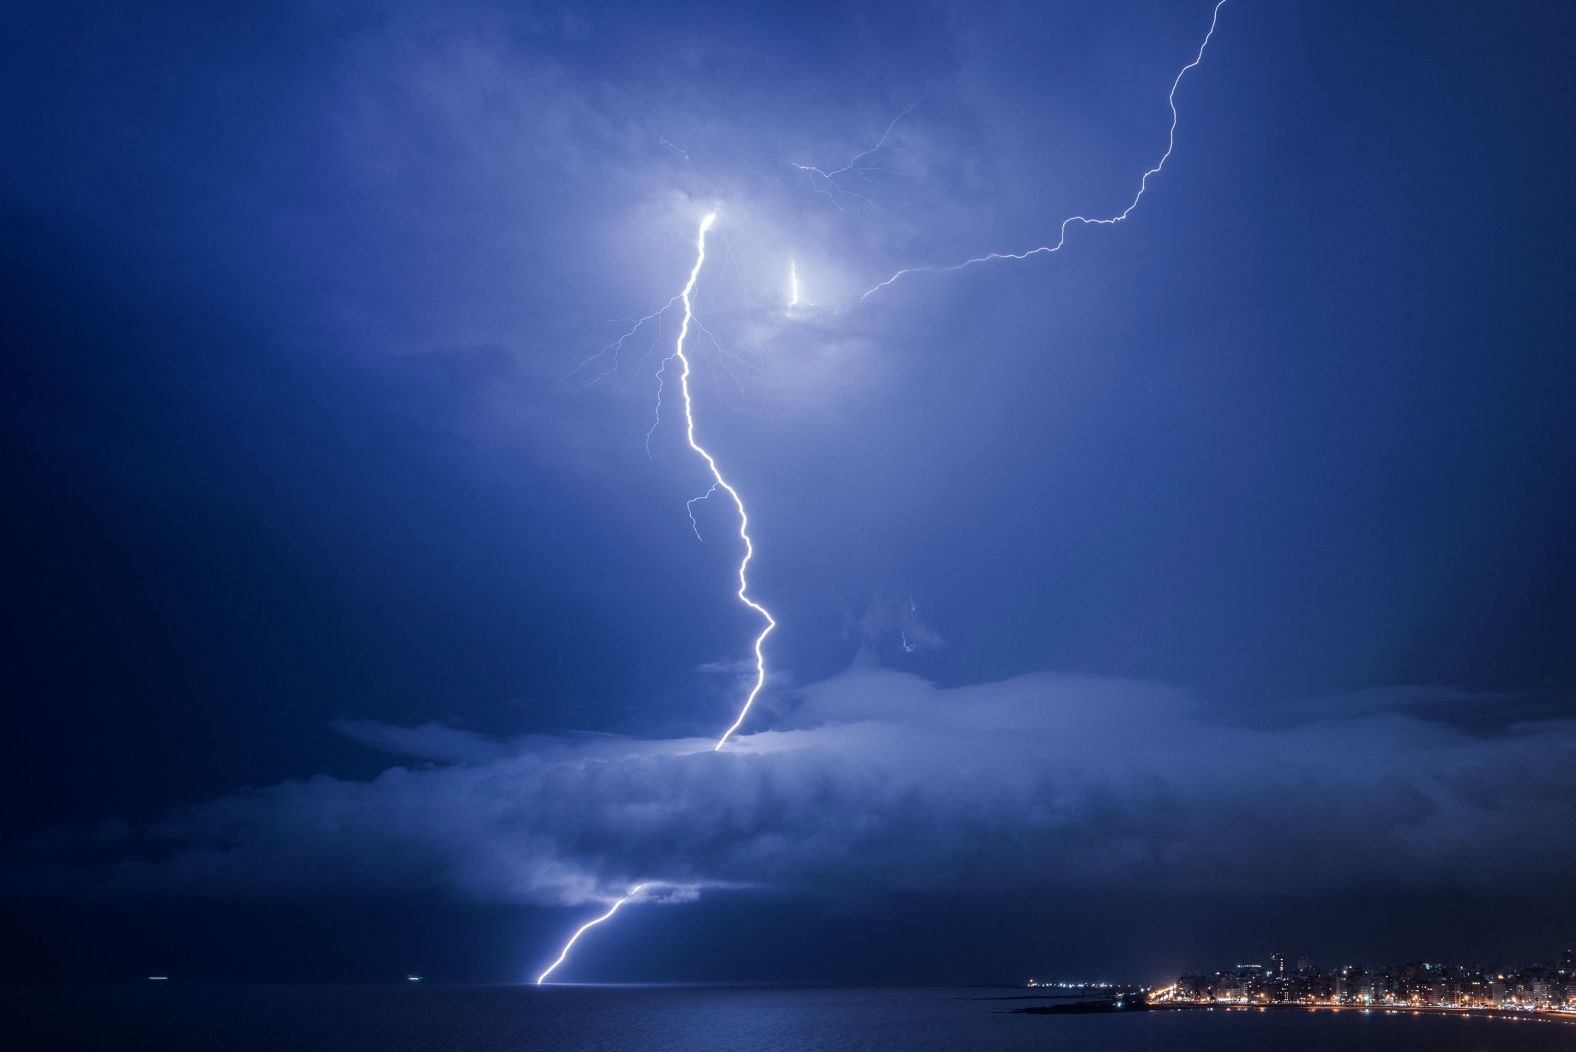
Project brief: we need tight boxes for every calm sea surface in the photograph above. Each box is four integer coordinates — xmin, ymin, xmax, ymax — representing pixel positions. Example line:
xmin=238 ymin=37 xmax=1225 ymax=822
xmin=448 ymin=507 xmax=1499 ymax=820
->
xmin=4 ymin=985 xmax=1575 ymax=1051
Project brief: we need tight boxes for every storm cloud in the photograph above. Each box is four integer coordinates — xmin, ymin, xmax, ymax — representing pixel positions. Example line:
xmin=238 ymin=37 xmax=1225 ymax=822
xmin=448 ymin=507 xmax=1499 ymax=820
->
xmin=15 ymin=667 xmax=1575 ymax=911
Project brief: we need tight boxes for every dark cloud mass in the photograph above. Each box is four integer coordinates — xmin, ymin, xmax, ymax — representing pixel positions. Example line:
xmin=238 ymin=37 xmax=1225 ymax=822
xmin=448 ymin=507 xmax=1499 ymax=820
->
xmin=16 ymin=669 xmax=1575 ymax=916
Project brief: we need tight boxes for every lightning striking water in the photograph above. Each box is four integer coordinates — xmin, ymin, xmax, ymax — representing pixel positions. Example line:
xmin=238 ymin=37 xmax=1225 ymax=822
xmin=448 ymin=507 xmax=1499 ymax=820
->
xmin=541 ymin=1 xmax=1232 ymax=984
xmin=534 ymin=883 xmax=646 ymax=985
xmin=537 ymin=213 xmax=777 ymax=982
xmin=860 ymin=0 xmax=1227 ymax=301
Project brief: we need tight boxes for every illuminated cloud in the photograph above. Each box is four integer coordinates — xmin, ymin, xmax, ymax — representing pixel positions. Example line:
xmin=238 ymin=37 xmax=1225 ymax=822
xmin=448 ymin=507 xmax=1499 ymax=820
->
xmin=12 ymin=668 xmax=1576 ymax=910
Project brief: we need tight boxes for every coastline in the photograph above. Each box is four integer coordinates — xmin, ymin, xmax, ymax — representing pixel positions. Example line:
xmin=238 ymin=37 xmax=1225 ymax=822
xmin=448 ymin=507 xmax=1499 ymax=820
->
xmin=1017 ymin=1000 xmax=1576 ymax=1026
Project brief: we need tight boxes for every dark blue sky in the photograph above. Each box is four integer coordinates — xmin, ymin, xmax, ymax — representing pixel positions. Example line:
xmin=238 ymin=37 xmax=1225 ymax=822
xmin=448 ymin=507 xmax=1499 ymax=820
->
xmin=3 ymin=0 xmax=1574 ymax=983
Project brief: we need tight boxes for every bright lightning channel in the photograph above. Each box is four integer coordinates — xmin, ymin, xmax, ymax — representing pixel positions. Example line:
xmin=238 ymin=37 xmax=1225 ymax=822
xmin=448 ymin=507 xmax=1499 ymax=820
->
xmin=536 ymin=212 xmax=777 ymax=984
xmin=534 ymin=883 xmax=646 ymax=985
xmin=659 ymin=212 xmax=777 ymax=752
xmin=860 ymin=0 xmax=1228 ymax=302
xmin=788 ymin=256 xmax=800 ymax=307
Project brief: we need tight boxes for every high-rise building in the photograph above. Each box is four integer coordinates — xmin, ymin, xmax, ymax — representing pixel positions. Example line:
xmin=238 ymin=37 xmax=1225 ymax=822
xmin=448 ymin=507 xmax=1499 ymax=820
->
xmin=1270 ymin=952 xmax=1285 ymax=975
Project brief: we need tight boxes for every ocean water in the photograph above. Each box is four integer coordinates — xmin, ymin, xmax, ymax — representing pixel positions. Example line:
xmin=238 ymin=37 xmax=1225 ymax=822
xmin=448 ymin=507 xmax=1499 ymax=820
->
xmin=4 ymin=985 xmax=1575 ymax=1051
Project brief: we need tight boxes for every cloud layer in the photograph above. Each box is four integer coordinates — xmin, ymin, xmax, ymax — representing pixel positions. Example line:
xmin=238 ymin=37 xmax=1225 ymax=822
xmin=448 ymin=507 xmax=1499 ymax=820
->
xmin=12 ymin=668 xmax=1576 ymax=911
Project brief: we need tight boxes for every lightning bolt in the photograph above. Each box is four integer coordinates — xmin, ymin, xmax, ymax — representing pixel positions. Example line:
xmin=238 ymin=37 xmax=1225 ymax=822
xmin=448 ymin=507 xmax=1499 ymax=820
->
xmin=534 ymin=883 xmax=647 ymax=985
xmin=860 ymin=0 xmax=1227 ymax=301
xmin=537 ymin=212 xmax=777 ymax=983
xmin=540 ymin=0 xmax=1232 ymax=984
xmin=657 ymin=213 xmax=777 ymax=751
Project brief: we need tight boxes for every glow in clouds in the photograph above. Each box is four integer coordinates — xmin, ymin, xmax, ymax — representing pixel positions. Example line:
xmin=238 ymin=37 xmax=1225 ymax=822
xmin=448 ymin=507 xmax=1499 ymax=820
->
xmin=535 ymin=884 xmax=646 ymax=985
xmin=861 ymin=0 xmax=1229 ymax=301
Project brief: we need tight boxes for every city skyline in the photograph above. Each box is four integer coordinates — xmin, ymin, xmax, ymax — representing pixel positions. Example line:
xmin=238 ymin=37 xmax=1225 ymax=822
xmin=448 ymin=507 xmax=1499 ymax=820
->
xmin=1018 ymin=946 xmax=1576 ymax=1026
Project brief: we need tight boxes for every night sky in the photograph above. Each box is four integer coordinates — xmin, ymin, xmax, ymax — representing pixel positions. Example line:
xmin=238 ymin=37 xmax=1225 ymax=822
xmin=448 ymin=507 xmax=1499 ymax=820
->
xmin=3 ymin=0 xmax=1574 ymax=984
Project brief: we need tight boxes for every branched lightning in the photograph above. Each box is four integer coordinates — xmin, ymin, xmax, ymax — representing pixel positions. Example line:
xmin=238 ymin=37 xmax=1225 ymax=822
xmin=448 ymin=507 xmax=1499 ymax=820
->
xmin=860 ymin=0 xmax=1227 ymax=301
xmin=566 ymin=297 xmax=681 ymax=386
xmin=692 ymin=317 xmax=750 ymax=396
xmin=792 ymin=95 xmax=925 ymax=213
xmin=534 ymin=883 xmax=647 ymax=985
xmin=686 ymin=482 xmax=719 ymax=541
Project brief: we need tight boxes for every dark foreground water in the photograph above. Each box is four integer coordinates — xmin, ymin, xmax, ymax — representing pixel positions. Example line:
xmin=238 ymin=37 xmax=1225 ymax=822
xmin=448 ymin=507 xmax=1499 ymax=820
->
xmin=4 ymin=985 xmax=1575 ymax=1051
